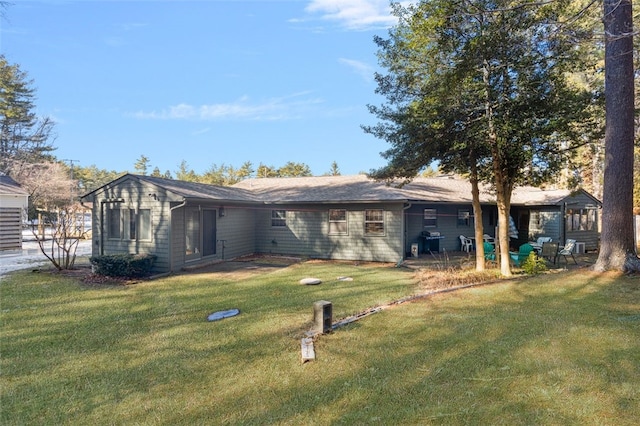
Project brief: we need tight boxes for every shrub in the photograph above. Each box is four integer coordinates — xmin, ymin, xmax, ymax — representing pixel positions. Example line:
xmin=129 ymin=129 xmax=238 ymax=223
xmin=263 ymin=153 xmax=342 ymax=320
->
xmin=521 ymin=251 xmax=547 ymax=275
xmin=89 ymin=253 xmax=157 ymax=278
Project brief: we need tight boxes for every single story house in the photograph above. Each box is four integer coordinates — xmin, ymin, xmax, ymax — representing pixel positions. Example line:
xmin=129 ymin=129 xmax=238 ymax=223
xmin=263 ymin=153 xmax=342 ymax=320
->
xmin=0 ymin=174 xmax=29 ymax=251
xmin=80 ymin=174 xmax=601 ymax=274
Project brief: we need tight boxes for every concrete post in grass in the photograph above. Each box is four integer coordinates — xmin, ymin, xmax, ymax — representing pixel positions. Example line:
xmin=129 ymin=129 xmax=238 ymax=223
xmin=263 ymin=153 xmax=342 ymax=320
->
xmin=313 ymin=300 xmax=332 ymax=334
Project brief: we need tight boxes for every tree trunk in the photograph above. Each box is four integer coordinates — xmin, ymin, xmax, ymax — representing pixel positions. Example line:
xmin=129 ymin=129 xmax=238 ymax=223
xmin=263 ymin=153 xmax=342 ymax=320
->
xmin=470 ymin=172 xmax=486 ymax=271
xmin=495 ymin=179 xmax=513 ymax=277
xmin=594 ymin=0 xmax=637 ymax=272
xmin=482 ymin=57 xmax=512 ymax=277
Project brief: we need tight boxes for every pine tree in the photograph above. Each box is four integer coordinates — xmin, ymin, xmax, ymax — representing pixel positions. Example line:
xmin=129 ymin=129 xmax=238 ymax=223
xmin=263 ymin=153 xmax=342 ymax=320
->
xmin=0 ymin=55 xmax=56 ymax=174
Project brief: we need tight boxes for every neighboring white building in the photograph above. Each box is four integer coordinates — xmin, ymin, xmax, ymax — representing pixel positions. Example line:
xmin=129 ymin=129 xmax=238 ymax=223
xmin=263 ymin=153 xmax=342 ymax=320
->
xmin=0 ymin=174 xmax=29 ymax=251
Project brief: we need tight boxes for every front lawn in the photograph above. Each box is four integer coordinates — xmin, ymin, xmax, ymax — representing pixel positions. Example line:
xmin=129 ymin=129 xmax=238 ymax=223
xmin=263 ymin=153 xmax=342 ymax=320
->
xmin=1 ymin=262 xmax=639 ymax=424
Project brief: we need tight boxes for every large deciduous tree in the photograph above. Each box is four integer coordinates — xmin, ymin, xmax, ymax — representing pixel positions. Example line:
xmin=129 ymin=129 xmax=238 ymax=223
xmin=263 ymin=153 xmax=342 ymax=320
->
xmin=365 ymin=0 xmax=595 ymax=276
xmin=0 ymin=55 xmax=56 ymax=175
xmin=594 ymin=0 xmax=636 ymax=272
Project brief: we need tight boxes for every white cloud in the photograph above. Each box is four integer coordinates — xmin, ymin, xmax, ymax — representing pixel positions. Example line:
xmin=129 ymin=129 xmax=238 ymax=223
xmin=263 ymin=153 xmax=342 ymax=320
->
xmin=339 ymin=58 xmax=374 ymax=82
xmin=132 ymin=93 xmax=323 ymax=121
xmin=191 ymin=127 xmax=211 ymax=136
xmin=104 ymin=22 xmax=148 ymax=47
xmin=304 ymin=0 xmax=398 ymax=30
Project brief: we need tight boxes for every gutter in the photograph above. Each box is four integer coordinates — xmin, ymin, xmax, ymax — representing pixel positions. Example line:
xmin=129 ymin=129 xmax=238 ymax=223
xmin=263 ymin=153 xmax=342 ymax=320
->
xmin=264 ymin=199 xmax=411 ymax=205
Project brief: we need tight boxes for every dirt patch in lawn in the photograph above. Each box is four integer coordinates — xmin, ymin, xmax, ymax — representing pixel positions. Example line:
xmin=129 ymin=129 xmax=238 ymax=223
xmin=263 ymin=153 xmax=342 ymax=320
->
xmin=177 ymin=254 xmax=303 ymax=280
xmin=40 ymin=265 xmax=144 ymax=286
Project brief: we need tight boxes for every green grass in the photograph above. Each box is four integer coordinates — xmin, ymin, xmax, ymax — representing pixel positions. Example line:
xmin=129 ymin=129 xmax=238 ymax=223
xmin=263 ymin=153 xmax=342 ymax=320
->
xmin=1 ymin=263 xmax=639 ymax=425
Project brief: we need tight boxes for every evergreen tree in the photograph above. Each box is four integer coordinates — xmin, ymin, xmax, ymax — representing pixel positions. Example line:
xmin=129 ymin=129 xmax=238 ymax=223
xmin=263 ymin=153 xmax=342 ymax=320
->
xmin=328 ymin=161 xmax=341 ymax=176
xmin=175 ymin=160 xmax=199 ymax=182
xmin=278 ymin=161 xmax=312 ymax=177
xmin=256 ymin=163 xmax=278 ymax=178
xmin=0 ymin=55 xmax=56 ymax=175
xmin=133 ymin=155 xmax=150 ymax=175
xmin=365 ymin=0 xmax=596 ymax=276
xmin=594 ymin=0 xmax=636 ymax=271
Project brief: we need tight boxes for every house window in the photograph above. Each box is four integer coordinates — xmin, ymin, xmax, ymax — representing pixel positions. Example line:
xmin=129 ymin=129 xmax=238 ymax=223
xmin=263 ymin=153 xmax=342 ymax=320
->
xmin=424 ymin=209 xmax=437 ymax=228
xmin=271 ymin=210 xmax=286 ymax=227
xmin=123 ymin=209 xmax=152 ymax=241
xmin=107 ymin=208 xmax=121 ymax=239
xmin=138 ymin=209 xmax=152 ymax=240
xmin=566 ymin=208 xmax=597 ymax=232
xmin=128 ymin=209 xmax=137 ymax=240
xmin=457 ymin=209 xmax=471 ymax=227
xmin=329 ymin=209 xmax=348 ymax=235
xmin=365 ymin=209 xmax=384 ymax=235
xmin=185 ymin=207 xmax=200 ymax=257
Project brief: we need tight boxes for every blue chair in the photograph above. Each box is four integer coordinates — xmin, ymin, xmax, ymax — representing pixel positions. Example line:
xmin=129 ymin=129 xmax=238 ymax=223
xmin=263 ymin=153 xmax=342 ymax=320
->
xmin=483 ymin=242 xmax=496 ymax=261
xmin=509 ymin=243 xmax=535 ymax=267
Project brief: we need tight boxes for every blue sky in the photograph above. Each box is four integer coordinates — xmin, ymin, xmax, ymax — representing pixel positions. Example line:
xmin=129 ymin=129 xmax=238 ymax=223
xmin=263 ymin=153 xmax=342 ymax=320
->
xmin=1 ymin=0 xmax=400 ymax=177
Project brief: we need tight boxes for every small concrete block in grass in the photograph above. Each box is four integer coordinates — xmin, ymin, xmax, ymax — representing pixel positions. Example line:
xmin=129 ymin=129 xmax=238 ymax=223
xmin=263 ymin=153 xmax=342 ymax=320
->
xmin=300 ymin=277 xmax=322 ymax=285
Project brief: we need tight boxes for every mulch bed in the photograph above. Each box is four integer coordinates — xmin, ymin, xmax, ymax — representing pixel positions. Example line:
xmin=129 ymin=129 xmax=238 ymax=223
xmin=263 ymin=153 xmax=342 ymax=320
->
xmin=47 ymin=265 xmax=146 ymax=286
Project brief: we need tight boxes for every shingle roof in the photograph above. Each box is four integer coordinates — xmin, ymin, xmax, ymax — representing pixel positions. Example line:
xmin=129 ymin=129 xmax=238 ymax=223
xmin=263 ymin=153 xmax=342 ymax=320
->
xmin=132 ymin=175 xmax=259 ymax=202
xmin=81 ymin=174 xmax=259 ymax=203
xmin=233 ymin=174 xmax=586 ymax=206
xmin=0 ymin=174 xmax=29 ymax=197
xmin=84 ymin=173 xmax=597 ymax=207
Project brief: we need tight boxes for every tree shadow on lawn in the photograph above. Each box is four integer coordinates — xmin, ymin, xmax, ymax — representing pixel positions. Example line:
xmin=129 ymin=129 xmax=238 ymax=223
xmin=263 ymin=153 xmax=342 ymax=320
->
xmin=209 ymin=270 xmax=640 ymax=425
xmin=3 ymin=261 xmax=638 ymax=424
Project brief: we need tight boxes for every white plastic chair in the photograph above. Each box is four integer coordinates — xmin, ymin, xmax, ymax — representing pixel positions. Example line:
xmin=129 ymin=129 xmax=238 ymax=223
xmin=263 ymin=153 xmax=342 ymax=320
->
xmin=459 ymin=235 xmax=473 ymax=252
xmin=536 ymin=237 xmax=552 ymax=245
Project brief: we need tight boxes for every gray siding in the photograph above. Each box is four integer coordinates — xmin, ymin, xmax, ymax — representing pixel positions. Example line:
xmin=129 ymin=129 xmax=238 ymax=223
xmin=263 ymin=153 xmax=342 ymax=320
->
xmin=214 ymin=206 xmax=256 ymax=260
xmin=91 ymin=179 xmax=174 ymax=273
xmin=520 ymin=191 xmax=600 ymax=251
xmin=527 ymin=209 xmax=562 ymax=241
xmin=254 ymin=203 xmax=404 ymax=262
xmin=170 ymin=205 xmax=185 ymax=272
xmin=563 ymin=192 xmax=600 ymax=251
xmin=85 ymin=176 xmax=601 ymax=269
xmin=170 ymin=203 xmax=256 ymax=271
xmin=406 ymin=203 xmax=491 ymax=253
xmin=89 ymin=178 xmax=259 ymax=273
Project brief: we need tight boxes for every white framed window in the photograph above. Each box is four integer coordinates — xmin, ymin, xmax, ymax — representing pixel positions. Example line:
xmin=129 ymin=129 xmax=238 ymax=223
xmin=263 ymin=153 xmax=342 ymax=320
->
xmin=114 ymin=208 xmax=152 ymax=241
xmin=138 ymin=209 xmax=152 ymax=241
xmin=271 ymin=210 xmax=287 ymax=227
xmin=365 ymin=209 xmax=384 ymax=235
xmin=424 ymin=209 xmax=437 ymax=228
xmin=329 ymin=209 xmax=348 ymax=235
xmin=457 ymin=209 xmax=471 ymax=227
xmin=566 ymin=208 xmax=597 ymax=232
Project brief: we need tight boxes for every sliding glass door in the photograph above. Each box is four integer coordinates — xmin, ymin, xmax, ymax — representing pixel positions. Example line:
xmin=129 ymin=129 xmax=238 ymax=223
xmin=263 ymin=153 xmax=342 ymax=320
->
xmin=185 ymin=207 xmax=217 ymax=261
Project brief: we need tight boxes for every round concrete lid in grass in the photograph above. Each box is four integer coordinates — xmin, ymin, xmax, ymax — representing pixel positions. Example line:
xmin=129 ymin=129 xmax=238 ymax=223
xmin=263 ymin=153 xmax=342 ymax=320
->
xmin=207 ymin=308 xmax=240 ymax=321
